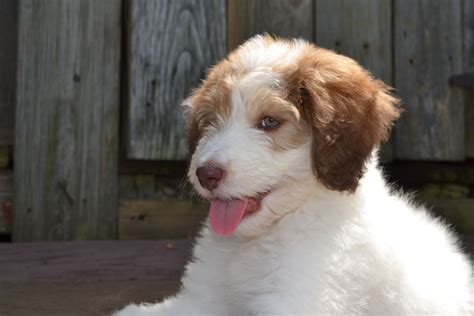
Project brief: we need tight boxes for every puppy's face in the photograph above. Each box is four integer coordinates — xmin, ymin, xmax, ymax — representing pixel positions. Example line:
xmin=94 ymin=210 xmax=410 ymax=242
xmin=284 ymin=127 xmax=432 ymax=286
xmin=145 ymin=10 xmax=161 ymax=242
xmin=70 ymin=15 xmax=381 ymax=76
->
xmin=186 ymin=36 xmax=400 ymax=237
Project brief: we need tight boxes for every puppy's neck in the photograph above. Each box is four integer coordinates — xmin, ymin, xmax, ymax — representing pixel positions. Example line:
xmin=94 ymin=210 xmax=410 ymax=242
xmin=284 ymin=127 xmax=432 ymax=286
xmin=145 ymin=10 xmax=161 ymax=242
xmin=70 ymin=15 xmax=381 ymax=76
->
xmin=272 ymin=159 xmax=389 ymax=235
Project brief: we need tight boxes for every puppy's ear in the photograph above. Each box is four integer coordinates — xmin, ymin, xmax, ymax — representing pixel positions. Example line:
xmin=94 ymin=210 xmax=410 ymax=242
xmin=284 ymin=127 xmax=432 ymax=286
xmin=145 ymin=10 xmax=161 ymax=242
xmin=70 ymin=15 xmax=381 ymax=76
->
xmin=295 ymin=47 xmax=401 ymax=192
xmin=182 ymin=96 xmax=201 ymax=159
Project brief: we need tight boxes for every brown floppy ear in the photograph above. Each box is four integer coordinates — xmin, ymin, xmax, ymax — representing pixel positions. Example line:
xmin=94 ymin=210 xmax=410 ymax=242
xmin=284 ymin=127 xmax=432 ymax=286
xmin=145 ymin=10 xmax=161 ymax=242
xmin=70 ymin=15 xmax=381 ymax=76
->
xmin=182 ymin=97 xmax=200 ymax=160
xmin=183 ymin=81 xmax=230 ymax=160
xmin=295 ymin=47 xmax=401 ymax=192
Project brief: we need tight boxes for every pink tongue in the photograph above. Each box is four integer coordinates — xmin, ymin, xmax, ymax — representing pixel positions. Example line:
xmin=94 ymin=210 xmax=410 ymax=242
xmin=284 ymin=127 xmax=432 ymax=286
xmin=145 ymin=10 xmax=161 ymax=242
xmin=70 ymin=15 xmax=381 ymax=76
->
xmin=209 ymin=199 xmax=248 ymax=236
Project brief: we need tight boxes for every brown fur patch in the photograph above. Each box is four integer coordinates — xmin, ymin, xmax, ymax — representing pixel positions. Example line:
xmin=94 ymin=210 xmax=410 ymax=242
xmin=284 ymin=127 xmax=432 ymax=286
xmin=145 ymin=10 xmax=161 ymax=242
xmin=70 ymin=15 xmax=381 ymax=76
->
xmin=186 ymin=60 xmax=234 ymax=158
xmin=269 ymin=118 xmax=310 ymax=151
xmin=187 ymin=34 xmax=307 ymax=157
xmin=245 ymin=89 xmax=310 ymax=151
xmin=285 ymin=44 xmax=401 ymax=192
xmin=186 ymin=35 xmax=293 ymax=157
xmin=187 ymin=37 xmax=400 ymax=192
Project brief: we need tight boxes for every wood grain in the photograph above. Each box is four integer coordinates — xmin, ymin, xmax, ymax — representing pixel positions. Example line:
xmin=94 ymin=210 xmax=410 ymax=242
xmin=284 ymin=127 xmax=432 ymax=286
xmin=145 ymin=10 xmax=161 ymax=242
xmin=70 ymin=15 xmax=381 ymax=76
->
xmin=466 ymin=91 xmax=474 ymax=158
xmin=1 ymin=281 xmax=179 ymax=316
xmin=119 ymin=199 xmax=208 ymax=239
xmin=0 ymin=240 xmax=192 ymax=315
xmin=119 ymin=174 xmax=194 ymax=200
xmin=419 ymin=198 xmax=474 ymax=235
xmin=0 ymin=0 xmax=17 ymax=145
xmin=1 ymin=238 xmax=474 ymax=315
xmin=0 ymin=146 xmax=10 ymax=168
xmin=227 ymin=0 xmax=313 ymax=50
xmin=0 ymin=171 xmax=12 ymax=193
xmin=394 ymin=0 xmax=465 ymax=160
xmin=14 ymin=0 xmax=121 ymax=241
xmin=315 ymin=0 xmax=394 ymax=161
xmin=386 ymin=161 xmax=474 ymax=185
xmin=0 ymin=171 xmax=13 ymax=233
xmin=315 ymin=0 xmax=392 ymax=83
xmin=464 ymin=1 xmax=474 ymax=158
xmin=118 ymin=174 xmax=207 ymax=239
xmin=126 ymin=0 xmax=226 ymax=160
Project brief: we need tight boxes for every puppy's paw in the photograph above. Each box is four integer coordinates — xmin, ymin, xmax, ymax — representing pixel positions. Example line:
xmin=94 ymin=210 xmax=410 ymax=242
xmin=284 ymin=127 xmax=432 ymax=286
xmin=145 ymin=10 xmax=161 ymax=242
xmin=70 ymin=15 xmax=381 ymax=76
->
xmin=113 ymin=303 xmax=160 ymax=316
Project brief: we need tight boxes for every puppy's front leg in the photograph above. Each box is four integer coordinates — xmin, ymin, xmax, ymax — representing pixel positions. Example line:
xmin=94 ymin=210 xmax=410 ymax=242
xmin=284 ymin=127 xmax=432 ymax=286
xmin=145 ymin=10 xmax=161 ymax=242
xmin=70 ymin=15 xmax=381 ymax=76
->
xmin=114 ymin=230 xmax=232 ymax=315
xmin=113 ymin=298 xmax=174 ymax=316
xmin=113 ymin=292 xmax=225 ymax=316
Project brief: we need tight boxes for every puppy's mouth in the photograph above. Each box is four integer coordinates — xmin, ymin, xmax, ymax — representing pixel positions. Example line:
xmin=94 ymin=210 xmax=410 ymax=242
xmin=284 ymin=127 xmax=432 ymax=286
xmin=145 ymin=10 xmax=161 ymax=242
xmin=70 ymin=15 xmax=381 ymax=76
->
xmin=209 ymin=191 xmax=269 ymax=236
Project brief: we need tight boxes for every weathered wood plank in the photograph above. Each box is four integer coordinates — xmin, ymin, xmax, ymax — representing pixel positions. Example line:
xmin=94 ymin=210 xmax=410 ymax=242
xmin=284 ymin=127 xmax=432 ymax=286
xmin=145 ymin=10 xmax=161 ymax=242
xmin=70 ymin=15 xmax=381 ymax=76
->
xmin=0 ymin=240 xmax=191 ymax=283
xmin=0 ymin=240 xmax=192 ymax=315
xmin=119 ymin=199 xmax=208 ymax=239
xmin=1 ymin=281 xmax=179 ymax=316
xmin=315 ymin=0 xmax=394 ymax=161
xmin=417 ymin=183 xmax=470 ymax=200
xmin=119 ymin=174 xmax=197 ymax=200
xmin=0 ymin=171 xmax=13 ymax=233
xmin=0 ymin=0 xmax=17 ymax=146
xmin=0 ymin=171 xmax=13 ymax=192
xmin=119 ymin=160 xmax=187 ymax=177
xmin=386 ymin=161 xmax=474 ymax=185
xmin=119 ymin=175 xmax=158 ymax=200
xmin=315 ymin=0 xmax=392 ymax=83
xmin=118 ymin=174 xmax=207 ymax=239
xmin=0 ymin=146 xmax=11 ymax=168
xmin=450 ymin=73 xmax=474 ymax=90
xmin=2 ymin=238 xmax=474 ymax=315
xmin=126 ymin=0 xmax=226 ymax=160
xmin=394 ymin=0 xmax=464 ymax=160
xmin=14 ymin=0 xmax=121 ymax=241
xmin=466 ymin=91 xmax=474 ymax=158
xmin=464 ymin=91 xmax=474 ymax=159
xmin=418 ymin=197 xmax=474 ymax=235
xmin=227 ymin=0 xmax=313 ymax=50
xmin=464 ymin=1 xmax=474 ymax=158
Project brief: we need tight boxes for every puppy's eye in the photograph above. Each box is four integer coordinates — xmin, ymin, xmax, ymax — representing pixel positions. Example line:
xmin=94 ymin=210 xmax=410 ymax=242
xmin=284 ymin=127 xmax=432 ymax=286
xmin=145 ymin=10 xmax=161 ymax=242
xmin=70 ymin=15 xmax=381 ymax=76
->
xmin=259 ymin=116 xmax=280 ymax=130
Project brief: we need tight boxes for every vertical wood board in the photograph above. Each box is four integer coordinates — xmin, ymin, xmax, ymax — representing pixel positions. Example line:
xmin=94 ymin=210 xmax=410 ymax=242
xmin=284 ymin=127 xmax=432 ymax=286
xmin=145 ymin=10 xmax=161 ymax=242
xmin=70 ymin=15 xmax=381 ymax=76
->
xmin=315 ymin=0 xmax=392 ymax=84
xmin=14 ymin=0 xmax=121 ymax=241
xmin=0 ymin=0 xmax=17 ymax=146
xmin=394 ymin=0 xmax=464 ymax=160
xmin=0 ymin=171 xmax=13 ymax=233
xmin=127 ymin=0 xmax=227 ymax=160
xmin=227 ymin=0 xmax=314 ymax=50
xmin=0 ymin=146 xmax=11 ymax=168
xmin=315 ymin=0 xmax=394 ymax=161
xmin=464 ymin=0 xmax=474 ymax=158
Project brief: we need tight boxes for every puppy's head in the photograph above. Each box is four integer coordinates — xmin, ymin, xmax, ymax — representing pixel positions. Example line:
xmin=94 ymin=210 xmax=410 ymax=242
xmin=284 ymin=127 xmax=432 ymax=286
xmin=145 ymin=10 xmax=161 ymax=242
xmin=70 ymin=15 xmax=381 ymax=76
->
xmin=186 ymin=35 xmax=400 ymax=237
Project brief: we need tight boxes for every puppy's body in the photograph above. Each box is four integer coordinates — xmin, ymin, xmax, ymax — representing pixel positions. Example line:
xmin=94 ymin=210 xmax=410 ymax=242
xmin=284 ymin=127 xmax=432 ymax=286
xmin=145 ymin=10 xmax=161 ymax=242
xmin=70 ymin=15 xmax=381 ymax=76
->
xmin=118 ymin=162 xmax=472 ymax=315
xmin=117 ymin=36 xmax=472 ymax=315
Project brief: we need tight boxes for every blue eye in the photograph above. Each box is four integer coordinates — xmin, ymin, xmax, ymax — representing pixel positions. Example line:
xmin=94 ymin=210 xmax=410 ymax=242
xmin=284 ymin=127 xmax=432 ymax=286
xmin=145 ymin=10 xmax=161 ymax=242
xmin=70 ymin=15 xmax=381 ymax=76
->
xmin=259 ymin=116 xmax=280 ymax=130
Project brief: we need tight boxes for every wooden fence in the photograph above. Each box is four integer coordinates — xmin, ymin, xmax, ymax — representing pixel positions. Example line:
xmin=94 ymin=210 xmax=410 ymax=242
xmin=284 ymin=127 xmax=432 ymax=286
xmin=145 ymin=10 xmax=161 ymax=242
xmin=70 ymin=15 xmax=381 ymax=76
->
xmin=0 ymin=0 xmax=472 ymax=241
xmin=127 ymin=0 xmax=474 ymax=162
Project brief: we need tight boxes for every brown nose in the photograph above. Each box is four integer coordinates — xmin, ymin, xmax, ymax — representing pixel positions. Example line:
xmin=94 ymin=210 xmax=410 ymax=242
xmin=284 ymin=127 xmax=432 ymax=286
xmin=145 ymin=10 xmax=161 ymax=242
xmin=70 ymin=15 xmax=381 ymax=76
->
xmin=196 ymin=164 xmax=224 ymax=191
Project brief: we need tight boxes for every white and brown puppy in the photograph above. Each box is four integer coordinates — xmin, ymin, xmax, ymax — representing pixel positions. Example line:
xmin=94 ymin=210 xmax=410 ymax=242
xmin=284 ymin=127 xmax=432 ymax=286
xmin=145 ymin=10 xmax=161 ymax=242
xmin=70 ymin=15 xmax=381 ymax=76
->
xmin=117 ymin=35 xmax=472 ymax=315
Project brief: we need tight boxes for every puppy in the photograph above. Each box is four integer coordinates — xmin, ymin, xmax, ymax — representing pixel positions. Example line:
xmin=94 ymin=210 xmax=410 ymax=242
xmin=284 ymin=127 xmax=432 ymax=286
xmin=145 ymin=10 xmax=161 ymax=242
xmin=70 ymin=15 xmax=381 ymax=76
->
xmin=116 ymin=35 xmax=472 ymax=315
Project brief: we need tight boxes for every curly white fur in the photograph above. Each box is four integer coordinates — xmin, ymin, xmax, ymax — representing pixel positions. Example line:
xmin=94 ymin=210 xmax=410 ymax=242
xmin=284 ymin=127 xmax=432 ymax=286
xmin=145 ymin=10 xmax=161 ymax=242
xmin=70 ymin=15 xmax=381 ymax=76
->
xmin=115 ymin=36 xmax=472 ymax=315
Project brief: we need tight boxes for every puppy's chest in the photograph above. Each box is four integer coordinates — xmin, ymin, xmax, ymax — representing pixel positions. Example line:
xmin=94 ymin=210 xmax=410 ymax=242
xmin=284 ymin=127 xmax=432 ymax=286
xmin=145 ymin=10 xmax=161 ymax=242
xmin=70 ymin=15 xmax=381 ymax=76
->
xmin=226 ymin=244 xmax=281 ymax=291
xmin=223 ymin=245 xmax=286 ymax=312
xmin=218 ymin=237 xmax=382 ymax=314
